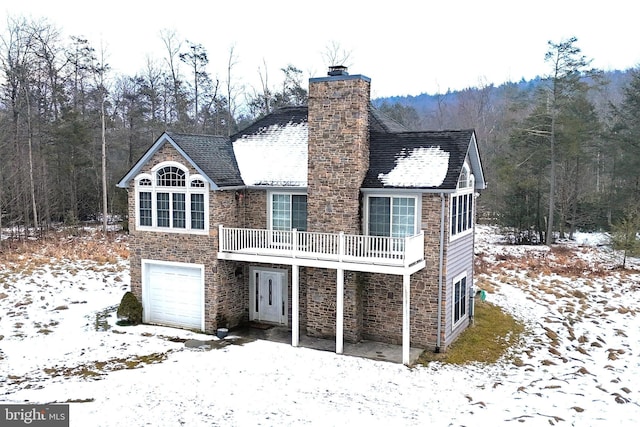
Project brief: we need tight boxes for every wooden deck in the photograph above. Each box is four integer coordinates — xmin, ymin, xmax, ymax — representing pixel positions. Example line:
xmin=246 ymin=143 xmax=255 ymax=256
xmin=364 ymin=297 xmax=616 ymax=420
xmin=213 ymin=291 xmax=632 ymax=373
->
xmin=217 ymin=225 xmax=425 ymax=272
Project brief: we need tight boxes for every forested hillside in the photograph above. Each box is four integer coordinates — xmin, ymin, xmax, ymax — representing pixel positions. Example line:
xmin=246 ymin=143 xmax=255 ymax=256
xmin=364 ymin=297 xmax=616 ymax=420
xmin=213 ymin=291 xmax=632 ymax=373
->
xmin=375 ymin=57 xmax=639 ymax=243
xmin=1 ymin=16 xmax=639 ymax=244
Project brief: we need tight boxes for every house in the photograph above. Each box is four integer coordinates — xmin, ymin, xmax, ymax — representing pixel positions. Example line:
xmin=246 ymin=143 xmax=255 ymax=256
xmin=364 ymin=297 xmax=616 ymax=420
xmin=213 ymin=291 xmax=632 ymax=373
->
xmin=117 ymin=66 xmax=486 ymax=364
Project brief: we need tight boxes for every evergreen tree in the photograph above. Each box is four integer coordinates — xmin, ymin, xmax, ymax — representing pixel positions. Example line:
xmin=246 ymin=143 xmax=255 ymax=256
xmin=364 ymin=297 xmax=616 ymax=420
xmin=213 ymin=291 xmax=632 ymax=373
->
xmin=611 ymin=206 xmax=640 ymax=268
xmin=541 ymin=37 xmax=597 ymax=244
xmin=608 ymin=69 xmax=640 ymax=224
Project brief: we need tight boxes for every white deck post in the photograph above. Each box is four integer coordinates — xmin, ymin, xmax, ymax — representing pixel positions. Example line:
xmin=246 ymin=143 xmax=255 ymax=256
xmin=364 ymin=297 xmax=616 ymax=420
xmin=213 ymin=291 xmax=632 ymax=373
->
xmin=404 ymin=235 xmax=410 ymax=267
xmin=336 ymin=268 xmax=344 ymax=354
xmin=292 ymin=264 xmax=299 ymax=347
xmin=292 ymin=228 xmax=297 ymax=258
xmin=402 ymin=273 xmax=411 ymax=365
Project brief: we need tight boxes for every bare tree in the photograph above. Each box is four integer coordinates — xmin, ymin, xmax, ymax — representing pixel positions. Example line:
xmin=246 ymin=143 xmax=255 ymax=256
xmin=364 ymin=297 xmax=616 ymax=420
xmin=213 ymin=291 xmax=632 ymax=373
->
xmin=1 ymin=16 xmax=40 ymax=232
xmin=253 ymin=59 xmax=271 ymax=116
xmin=93 ymin=41 xmax=110 ymax=233
xmin=142 ymin=56 xmax=163 ymax=126
xmin=322 ymin=40 xmax=352 ymax=68
xmin=226 ymin=44 xmax=238 ymax=136
xmin=160 ymin=29 xmax=184 ymax=124
xmin=24 ymin=82 xmax=38 ymax=231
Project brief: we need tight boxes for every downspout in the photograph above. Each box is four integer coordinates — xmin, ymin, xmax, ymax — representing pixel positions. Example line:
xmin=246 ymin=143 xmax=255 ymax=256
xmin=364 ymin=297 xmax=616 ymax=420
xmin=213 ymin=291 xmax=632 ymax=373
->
xmin=469 ymin=192 xmax=477 ymax=324
xmin=436 ymin=192 xmax=446 ymax=353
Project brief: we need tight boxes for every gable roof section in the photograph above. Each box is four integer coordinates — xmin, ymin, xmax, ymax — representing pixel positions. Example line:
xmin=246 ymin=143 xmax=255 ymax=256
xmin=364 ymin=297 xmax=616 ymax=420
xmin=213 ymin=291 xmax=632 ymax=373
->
xmin=117 ymin=132 xmax=242 ymax=189
xmin=466 ymin=132 xmax=486 ymax=190
xmin=369 ymin=106 xmax=409 ymax=133
xmin=118 ymin=107 xmax=486 ymax=193
xmin=230 ymin=106 xmax=308 ymax=187
xmin=364 ymin=130 xmax=485 ymax=191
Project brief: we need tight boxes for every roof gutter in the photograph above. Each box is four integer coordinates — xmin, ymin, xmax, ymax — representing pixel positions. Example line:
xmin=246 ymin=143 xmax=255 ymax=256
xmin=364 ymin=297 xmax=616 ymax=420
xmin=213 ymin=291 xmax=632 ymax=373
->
xmin=436 ymin=192 xmax=446 ymax=353
xmin=244 ymin=185 xmax=307 ymax=191
xmin=218 ymin=185 xmax=249 ymax=191
xmin=361 ymin=188 xmax=458 ymax=195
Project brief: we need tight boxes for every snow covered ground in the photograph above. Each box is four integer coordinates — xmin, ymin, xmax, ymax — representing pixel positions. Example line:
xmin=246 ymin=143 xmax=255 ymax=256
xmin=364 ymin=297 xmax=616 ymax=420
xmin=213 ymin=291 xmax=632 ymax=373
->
xmin=1 ymin=226 xmax=640 ymax=426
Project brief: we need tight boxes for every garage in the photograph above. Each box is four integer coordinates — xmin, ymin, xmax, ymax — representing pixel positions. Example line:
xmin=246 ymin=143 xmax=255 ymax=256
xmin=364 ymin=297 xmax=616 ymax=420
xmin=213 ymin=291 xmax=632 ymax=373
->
xmin=142 ymin=260 xmax=204 ymax=331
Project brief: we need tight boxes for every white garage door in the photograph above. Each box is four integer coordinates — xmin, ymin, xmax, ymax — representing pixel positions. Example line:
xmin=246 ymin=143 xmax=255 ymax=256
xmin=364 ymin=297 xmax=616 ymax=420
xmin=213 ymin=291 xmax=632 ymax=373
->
xmin=143 ymin=261 xmax=204 ymax=331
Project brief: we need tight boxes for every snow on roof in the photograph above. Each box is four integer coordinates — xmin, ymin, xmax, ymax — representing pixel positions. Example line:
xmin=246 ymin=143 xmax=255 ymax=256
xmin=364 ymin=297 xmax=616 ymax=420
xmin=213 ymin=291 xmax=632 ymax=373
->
xmin=233 ymin=122 xmax=308 ymax=186
xmin=377 ymin=146 xmax=450 ymax=187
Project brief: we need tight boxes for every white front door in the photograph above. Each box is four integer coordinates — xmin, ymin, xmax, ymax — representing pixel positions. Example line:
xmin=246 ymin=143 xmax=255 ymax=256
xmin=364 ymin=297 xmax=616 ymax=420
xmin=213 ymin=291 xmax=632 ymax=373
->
xmin=250 ymin=268 xmax=287 ymax=325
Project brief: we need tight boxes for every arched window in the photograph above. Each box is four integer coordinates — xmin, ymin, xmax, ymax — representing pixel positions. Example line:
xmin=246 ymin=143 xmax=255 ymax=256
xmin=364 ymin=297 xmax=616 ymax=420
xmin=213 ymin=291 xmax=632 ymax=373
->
xmin=457 ymin=163 xmax=474 ymax=189
xmin=156 ymin=166 xmax=186 ymax=187
xmin=458 ymin=165 xmax=469 ymax=188
xmin=134 ymin=164 xmax=208 ymax=233
xmin=450 ymin=161 xmax=475 ymax=239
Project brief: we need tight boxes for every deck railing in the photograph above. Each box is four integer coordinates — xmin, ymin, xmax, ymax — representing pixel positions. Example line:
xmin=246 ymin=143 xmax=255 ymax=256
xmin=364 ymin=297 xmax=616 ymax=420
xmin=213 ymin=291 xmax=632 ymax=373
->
xmin=218 ymin=225 xmax=424 ymax=267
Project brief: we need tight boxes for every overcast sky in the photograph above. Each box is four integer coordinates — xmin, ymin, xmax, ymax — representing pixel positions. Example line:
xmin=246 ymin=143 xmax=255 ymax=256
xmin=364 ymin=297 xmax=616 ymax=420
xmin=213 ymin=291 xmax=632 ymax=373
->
xmin=3 ymin=0 xmax=639 ymax=99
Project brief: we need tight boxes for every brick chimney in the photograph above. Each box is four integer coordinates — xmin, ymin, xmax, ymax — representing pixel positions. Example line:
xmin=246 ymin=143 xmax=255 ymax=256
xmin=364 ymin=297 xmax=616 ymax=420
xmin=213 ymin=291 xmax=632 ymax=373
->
xmin=306 ymin=66 xmax=371 ymax=234
xmin=306 ymin=66 xmax=370 ymax=342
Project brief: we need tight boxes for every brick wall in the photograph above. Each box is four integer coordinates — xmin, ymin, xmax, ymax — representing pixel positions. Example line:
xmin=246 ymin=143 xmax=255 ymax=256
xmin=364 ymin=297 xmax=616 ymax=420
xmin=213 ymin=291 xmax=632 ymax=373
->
xmin=128 ymin=142 xmax=248 ymax=333
xmin=209 ymin=184 xmax=247 ymax=329
xmin=360 ymin=193 xmax=448 ymax=349
xmin=412 ymin=193 xmax=448 ymax=349
xmin=242 ymin=189 xmax=267 ymax=229
xmin=306 ymin=75 xmax=370 ymax=234
xmin=343 ymin=271 xmax=363 ymax=342
xmin=305 ymin=73 xmax=370 ymax=340
xmin=361 ymin=273 xmax=403 ymax=344
xmin=305 ymin=268 xmax=336 ymax=338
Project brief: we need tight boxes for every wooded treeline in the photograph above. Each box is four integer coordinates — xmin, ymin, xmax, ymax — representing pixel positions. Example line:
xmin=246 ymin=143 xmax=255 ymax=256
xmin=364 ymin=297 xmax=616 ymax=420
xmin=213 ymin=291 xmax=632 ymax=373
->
xmin=2 ymin=16 xmax=640 ymax=244
xmin=0 ymin=17 xmax=306 ymax=233
xmin=378 ymin=38 xmax=640 ymax=243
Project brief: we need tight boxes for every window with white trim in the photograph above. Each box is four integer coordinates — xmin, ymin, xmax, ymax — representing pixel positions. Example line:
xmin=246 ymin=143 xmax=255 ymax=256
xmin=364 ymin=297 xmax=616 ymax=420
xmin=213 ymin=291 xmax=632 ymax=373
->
xmin=366 ymin=195 xmax=418 ymax=238
xmin=450 ymin=162 xmax=474 ymax=239
xmin=138 ymin=179 xmax=153 ymax=227
xmin=269 ymin=192 xmax=307 ymax=231
xmin=453 ymin=273 xmax=467 ymax=326
xmin=134 ymin=163 xmax=209 ymax=233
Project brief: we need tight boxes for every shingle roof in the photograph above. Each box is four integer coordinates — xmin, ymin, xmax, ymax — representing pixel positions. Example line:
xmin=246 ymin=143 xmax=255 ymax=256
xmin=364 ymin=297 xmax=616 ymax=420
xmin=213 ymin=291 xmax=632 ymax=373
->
xmin=228 ymin=105 xmax=410 ymax=187
xmin=369 ymin=106 xmax=409 ymax=133
xmin=363 ymin=130 xmax=476 ymax=190
xmin=232 ymin=106 xmax=308 ymax=138
xmin=234 ymin=104 xmax=405 ymax=136
xmin=230 ymin=107 xmax=308 ymax=187
xmin=165 ymin=132 xmax=244 ymax=187
xmin=116 ymin=132 xmax=243 ymax=189
xmin=119 ymin=107 xmax=484 ymax=192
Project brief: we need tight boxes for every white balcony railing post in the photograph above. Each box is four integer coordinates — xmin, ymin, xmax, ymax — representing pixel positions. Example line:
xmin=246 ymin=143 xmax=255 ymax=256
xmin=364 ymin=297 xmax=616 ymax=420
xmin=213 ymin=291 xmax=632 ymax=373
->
xmin=339 ymin=232 xmax=345 ymax=262
xmin=292 ymin=228 xmax=297 ymax=258
xmin=404 ymin=235 xmax=410 ymax=267
xmin=218 ymin=224 xmax=224 ymax=251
